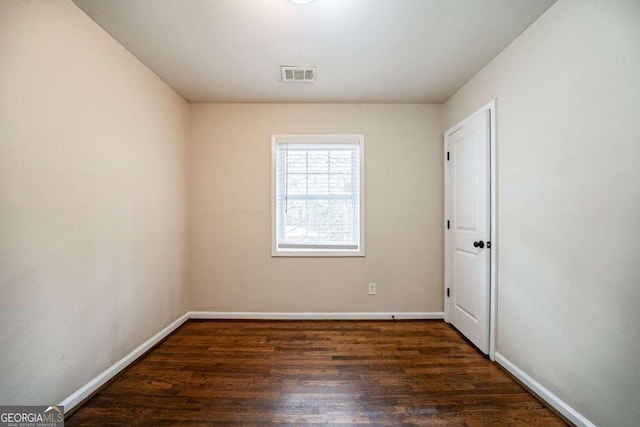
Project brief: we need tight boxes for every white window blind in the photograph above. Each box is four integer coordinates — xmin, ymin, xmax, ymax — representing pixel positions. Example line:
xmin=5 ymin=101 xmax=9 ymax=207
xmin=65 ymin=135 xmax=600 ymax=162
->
xmin=272 ymin=135 xmax=364 ymax=256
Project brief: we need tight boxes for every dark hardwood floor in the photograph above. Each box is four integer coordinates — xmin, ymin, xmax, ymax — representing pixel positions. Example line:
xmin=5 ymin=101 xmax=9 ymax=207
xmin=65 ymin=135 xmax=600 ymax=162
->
xmin=67 ymin=320 xmax=567 ymax=426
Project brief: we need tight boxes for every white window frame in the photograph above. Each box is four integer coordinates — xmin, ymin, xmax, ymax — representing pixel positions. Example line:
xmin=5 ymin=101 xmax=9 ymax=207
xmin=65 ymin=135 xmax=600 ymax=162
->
xmin=271 ymin=134 xmax=365 ymax=257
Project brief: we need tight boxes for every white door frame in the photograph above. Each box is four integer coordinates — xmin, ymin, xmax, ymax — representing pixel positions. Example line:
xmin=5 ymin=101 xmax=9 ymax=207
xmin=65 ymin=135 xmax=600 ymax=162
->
xmin=444 ymin=99 xmax=497 ymax=360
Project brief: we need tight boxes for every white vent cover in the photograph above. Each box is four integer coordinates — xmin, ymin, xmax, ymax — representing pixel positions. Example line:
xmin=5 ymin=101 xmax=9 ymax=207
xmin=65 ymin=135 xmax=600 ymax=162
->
xmin=281 ymin=66 xmax=315 ymax=82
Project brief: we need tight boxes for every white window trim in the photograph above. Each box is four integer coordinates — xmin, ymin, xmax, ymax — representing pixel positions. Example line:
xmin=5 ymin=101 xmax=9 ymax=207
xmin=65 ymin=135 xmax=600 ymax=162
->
xmin=271 ymin=134 xmax=365 ymax=257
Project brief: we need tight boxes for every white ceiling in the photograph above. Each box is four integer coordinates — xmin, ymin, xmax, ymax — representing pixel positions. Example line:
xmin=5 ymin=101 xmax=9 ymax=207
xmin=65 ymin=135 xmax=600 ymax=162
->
xmin=73 ymin=0 xmax=556 ymax=103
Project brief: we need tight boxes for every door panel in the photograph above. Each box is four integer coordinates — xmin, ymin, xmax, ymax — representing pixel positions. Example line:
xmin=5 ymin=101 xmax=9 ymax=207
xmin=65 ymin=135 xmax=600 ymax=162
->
xmin=454 ymin=130 xmax=480 ymax=229
xmin=454 ymin=249 xmax=480 ymax=321
xmin=447 ymin=111 xmax=490 ymax=354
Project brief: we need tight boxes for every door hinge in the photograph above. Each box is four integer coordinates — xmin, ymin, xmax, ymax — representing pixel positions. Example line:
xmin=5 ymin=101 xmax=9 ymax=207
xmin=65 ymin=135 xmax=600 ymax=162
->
xmin=446 ymin=151 xmax=450 ymax=161
xmin=446 ymin=220 xmax=450 ymax=229
xmin=446 ymin=288 xmax=450 ymax=298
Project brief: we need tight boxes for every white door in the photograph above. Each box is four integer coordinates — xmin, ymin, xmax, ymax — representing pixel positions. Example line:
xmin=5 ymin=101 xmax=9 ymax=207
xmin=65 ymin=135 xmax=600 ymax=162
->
xmin=445 ymin=110 xmax=491 ymax=354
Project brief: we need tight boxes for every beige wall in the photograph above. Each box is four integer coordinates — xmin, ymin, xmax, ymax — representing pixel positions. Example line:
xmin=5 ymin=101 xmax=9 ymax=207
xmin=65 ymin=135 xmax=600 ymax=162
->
xmin=444 ymin=0 xmax=640 ymax=425
xmin=190 ymin=104 xmax=443 ymax=313
xmin=0 ymin=1 xmax=189 ymax=405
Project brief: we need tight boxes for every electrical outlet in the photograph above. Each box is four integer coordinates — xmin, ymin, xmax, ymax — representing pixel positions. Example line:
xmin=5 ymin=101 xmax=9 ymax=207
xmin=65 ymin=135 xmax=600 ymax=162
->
xmin=368 ymin=283 xmax=376 ymax=295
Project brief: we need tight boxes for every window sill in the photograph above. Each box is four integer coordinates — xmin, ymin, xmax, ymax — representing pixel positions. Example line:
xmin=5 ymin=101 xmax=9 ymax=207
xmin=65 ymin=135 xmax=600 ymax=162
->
xmin=272 ymin=249 xmax=365 ymax=258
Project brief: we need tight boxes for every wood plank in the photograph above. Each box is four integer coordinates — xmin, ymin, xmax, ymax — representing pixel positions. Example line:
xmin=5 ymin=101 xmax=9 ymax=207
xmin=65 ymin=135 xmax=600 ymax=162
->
xmin=66 ymin=320 xmax=568 ymax=426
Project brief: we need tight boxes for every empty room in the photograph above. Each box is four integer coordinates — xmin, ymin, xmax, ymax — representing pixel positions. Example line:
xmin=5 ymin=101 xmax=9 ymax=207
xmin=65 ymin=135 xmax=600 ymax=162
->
xmin=1 ymin=0 xmax=638 ymax=425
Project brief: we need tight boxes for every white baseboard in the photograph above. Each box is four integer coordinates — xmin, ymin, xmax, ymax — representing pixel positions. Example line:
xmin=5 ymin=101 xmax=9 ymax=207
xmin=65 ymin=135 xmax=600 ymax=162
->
xmin=60 ymin=313 xmax=189 ymax=413
xmin=495 ymin=352 xmax=595 ymax=427
xmin=188 ymin=311 xmax=444 ymax=320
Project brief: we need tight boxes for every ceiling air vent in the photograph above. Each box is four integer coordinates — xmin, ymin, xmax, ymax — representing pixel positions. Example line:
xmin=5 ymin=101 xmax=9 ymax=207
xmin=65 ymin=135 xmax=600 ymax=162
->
xmin=281 ymin=66 xmax=315 ymax=82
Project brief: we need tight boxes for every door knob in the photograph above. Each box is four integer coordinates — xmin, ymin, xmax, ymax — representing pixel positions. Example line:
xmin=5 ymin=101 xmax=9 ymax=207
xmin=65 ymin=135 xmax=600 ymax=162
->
xmin=473 ymin=241 xmax=485 ymax=249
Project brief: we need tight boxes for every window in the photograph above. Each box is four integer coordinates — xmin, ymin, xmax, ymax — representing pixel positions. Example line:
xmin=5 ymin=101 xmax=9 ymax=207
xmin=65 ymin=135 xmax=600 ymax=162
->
xmin=272 ymin=134 xmax=365 ymax=256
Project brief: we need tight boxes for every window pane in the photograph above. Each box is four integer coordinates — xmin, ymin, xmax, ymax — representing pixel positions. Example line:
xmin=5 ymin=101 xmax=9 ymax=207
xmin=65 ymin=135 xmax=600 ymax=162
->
xmin=283 ymin=199 xmax=307 ymax=239
xmin=330 ymin=151 xmax=354 ymax=173
xmin=287 ymin=174 xmax=307 ymax=195
xmin=307 ymin=151 xmax=329 ymax=173
xmin=329 ymin=174 xmax=353 ymax=195
xmin=308 ymin=174 xmax=329 ymax=195
xmin=282 ymin=198 xmax=357 ymax=244
xmin=287 ymin=151 xmax=307 ymax=173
